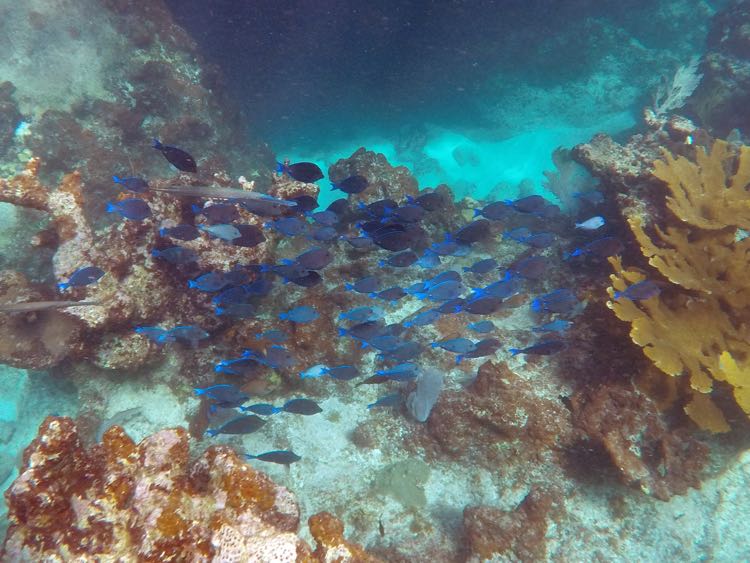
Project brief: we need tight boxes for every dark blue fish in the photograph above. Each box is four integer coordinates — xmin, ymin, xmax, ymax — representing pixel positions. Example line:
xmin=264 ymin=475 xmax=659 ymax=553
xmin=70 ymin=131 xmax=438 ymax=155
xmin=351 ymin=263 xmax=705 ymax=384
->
xmin=345 ymin=236 xmax=375 ymax=250
xmin=248 ymin=345 xmax=297 ymax=369
xmin=463 ymin=258 xmax=498 ymax=274
xmin=367 ymin=393 xmax=402 ymax=409
xmin=378 ymin=340 xmax=423 ymax=361
xmin=369 ymin=286 xmax=406 ymax=302
xmin=533 ymin=319 xmax=573 ymax=333
xmin=266 ymin=217 xmax=307 ymax=236
xmin=376 ymin=363 xmax=418 ymax=379
xmin=384 ymin=204 xmax=425 ymax=223
xmin=153 ymin=139 xmax=197 ymax=173
xmin=431 ymin=338 xmax=476 ymax=354
xmin=346 ymin=276 xmax=379 ymax=294
xmin=244 ymin=276 xmax=275 ymax=296
xmin=574 ymin=190 xmax=605 ymax=205
xmin=106 ymin=198 xmax=151 ymax=221
xmin=337 ymin=320 xmax=384 ymax=342
xmin=506 ymin=256 xmax=547 ymax=280
xmin=474 ymin=201 xmax=512 ymax=221
xmin=167 ymin=325 xmax=209 ymax=346
xmin=379 ymin=250 xmax=418 ymax=268
xmin=436 ymin=298 xmax=465 ymax=314
xmin=459 ymin=295 xmax=503 ymax=315
xmin=430 ymin=235 xmax=462 ymax=256
xmin=288 ymin=270 xmax=322 ymax=287
xmin=323 ymin=365 xmax=360 ymax=380
xmin=215 ymin=303 xmax=256 ymax=318
xmin=232 ymin=224 xmax=266 ymax=247
xmin=531 ymin=289 xmax=579 ymax=314
xmin=194 ymin=384 xmax=249 ymax=407
xmin=57 ymin=266 xmax=105 ymax=290
xmin=279 ymin=305 xmax=319 ymax=323
xmin=327 ymin=198 xmax=350 ymax=215
xmin=288 ymin=194 xmax=318 ymax=212
xmin=112 ymin=175 xmax=148 ymax=193
xmin=614 ymin=280 xmax=662 ymax=301
xmin=213 ymin=286 xmax=250 ymax=306
xmin=215 ymin=357 xmax=262 ymax=376
xmin=523 ymin=232 xmax=556 ymax=249
xmin=471 ymin=278 xmax=520 ymax=300
xmin=295 ymin=247 xmax=333 ymax=270
xmin=509 ymin=340 xmax=565 ymax=356
xmin=255 ymin=329 xmax=288 ymax=343
xmin=159 ymin=224 xmax=200 ymax=241
xmin=468 ymin=320 xmax=495 ymax=333
xmin=403 ymin=309 xmax=441 ymax=328
xmin=569 ymin=236 xmax=623 ymax=259
xmin=331 ymin=174 xmax=369 ymax=194
xmin=151 ymin=246 xmax=198 ymax=265
xmin=309 ymin=226 xmax=338 ymax=241
xmin=188 ymin=272 xmax=228 ymax=292
xmin=277 ymin=161 xmax=324 ymax=183
xmin=407 ymin=191 xmax=444 ymax=211
xmin=135 ymin=326 xmax=170 ymax=343
xmin=453 ymin=219 xmax=491 ymax=244
xmin=245 ymin=450 xmax=301 ymax=465
xmin=206 ymin=415 xmax=265 ymax=437
xmin=416 ymin=249 xmax=441 ymax=268
xmin=504 ymin=227 xmax=532 ymax=242
xmin=365 ymin=334 xmax=401 ymax=352
xmin=339 ymin=306 xmax=384 ymax=323
xmin=240 ymin=198 xmax=293 ymax=217
xmin=308 ymin=210 xmax=339 ymax=226
xmin=457 ymin=338 xmax=501 ymax=364
xmin=262 ymin=261 xmax=309 ymax=281
xmin=241 ymin=403 xmax=282 ymax=416
xmin=361 ymin=198 xmax=398 ymax=218
xmin=199 ymin=224 xmax=241 ymax=241
xmin=193 ymin=203 xmax=239 ymax=224
xmin=503 ymin=195 xmax=547 ymax=213
xmin=282 ymin=398 xmax=322 ymax=415
xmin=415 ymin=279 xmax=464 ymax=302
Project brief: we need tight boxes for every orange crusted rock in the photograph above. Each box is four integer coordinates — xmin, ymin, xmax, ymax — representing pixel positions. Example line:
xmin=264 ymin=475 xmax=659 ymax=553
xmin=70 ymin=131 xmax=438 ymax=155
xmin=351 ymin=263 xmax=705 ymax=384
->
xmin=3 ymin=416 xmax=346 ymax=561
xmin=309 ymin=511 xmax=382 ymax=562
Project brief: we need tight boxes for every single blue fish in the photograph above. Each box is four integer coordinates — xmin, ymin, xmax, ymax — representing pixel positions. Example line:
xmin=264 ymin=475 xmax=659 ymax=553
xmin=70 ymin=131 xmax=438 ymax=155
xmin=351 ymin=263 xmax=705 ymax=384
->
xmin=474 ymin=201 xmax=512 ymax=221
xmin=379 ymin=250 xmax=419 ymax=268
xmin=430 ymin=235 xmax=461 ymax=256
xmin=166 ymin=325 xmax=209 ymax=346
xmin=295 ymin=247 xmax=333 ymax=270
xmin=213 ymin=286 xmax=250 ymax=306
xmin=339 ymin=306 xmax=384 ymax=323
xmin=613 ymin=280 xmax=662 ymax=301
xmin=505 ymin=256 xmax=548 ymax=280
xmin=152 ymin=139 xmax=197 ymax=172
xmin=407 ymin=191 xmax=444 ymax=211
xmin=245 ymin=450 xmax=301 ymax=465
xmin=416 ymin=248 xmax=441 ymax=269
xmin=414 ymin=279 xmax=464 ymax=302
xmin=459 ymin=295 xmax=503 ymax=315
xmin=307 ymin=210 xmax=339 ymax=226
xmin=215 ymin=357 xmax=262 ymax=376
xmin=215 ymin=303 xmax=256 ymax=318
xmin=376 ymin=363 xmax=418 ymax=379
xmin=367 ymin=393 xmax=403 ymax=410
xmin=384 ymin=204 xmax=425 ymax=223
xmin=344 ymin=236 xmax=375 ymax=249
xmin=282 ymin=398 xmax=322 ymax=415
xmin=573 ymin=190 xmax=605 ymax=205
xmin=509 ymin=340 xmax=565 ymax=356
xmin=456 ymin=337 xmax=501 ymax=364
xmin=265 ymin=217 xmax=307 ymax=236
xmin=575 ymin=216 xmax=605 ymax=230
xmin=569 ymin=236 xmax=623 ymax=259
xmin=135 ymin=326 xmax=170 ymax=343
xmin=277 ymin=161 xmax=323 ymax=183
xmin=531 ymin=289 xmax=579 ymax=314
xmin=194 ymin=384 xmax=249 ymax=407
xmin=453 ymin=219 xmax=491 ymax=244
xmin=151 ymin=246 xmax=198 ymax=265
xmin=503 ymin=195 xmax=547 ymax=213
xmin=280 ymin=305 xmax=319 ymax=323
xmin=403 ymin=309 xmax=441 ymax=328
xmin=471 ymin=278 xmax=520 ymax=300
xmin=431 ymin=338 xmax=476 ymax=354
xmin=346 ymin=276 xmax=380 ymax=294
xmin=106 ymin=198 xmax=151 ymax=221
xmin=241 ymin=403 xmax=282 ymax=416
xmin=199 ymin=223 xmax=241 ymax=241
xmin=322 ymin=365 xmax=360 ymax=381
xmin=112 ymin=175 xmax=148 ymax=193
xmin=364 ymin=334 xmax=401 ymax=352
xmin=523 ymin=232 xmax=556 ymax=249
xmin=159 ymin=224 xmax=200 ymax=241
xmin=463 ymin=258 xmax=498 ymax=274
xmin=206 ymin=415 xmax=265 ymax=437
xmin=468 ymin=320 xmax=495 ymax=333
xmin=504 ymin=227 xmax=532 ymax=242
xmin=57 ymin=266 xmax=105 ymax=290
xmin=378 ymin=340 xmax=424 ymax=362
xmin=532 ymin=319 xmax=573 ymax=333
xmin=331 ymin=174 xmax=369 ymax=194
xmin=192 ymin=203 xmax=239 ymax=224
xmin=244 ymin=277 xmax=275 ymax=296
xmin=308 ymin=226 xmax=338 ymax=241
xmin=299 ymin=364 xmax=328 ymax=379
xmin=256 ymin=329 xmax=288 ymax=343
xmin=248 ymin=345 xmax=297 ymax=369
xmin=188 ymin=272 xmax=228 ymax=292
xmin=369 ymin=287 xmax=406 ymax=302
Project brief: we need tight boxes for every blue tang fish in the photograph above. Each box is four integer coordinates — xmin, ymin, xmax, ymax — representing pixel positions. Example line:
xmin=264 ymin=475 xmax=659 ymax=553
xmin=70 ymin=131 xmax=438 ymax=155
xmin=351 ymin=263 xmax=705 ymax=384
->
xmin=106 ymin=198 xmax=151 ymax=221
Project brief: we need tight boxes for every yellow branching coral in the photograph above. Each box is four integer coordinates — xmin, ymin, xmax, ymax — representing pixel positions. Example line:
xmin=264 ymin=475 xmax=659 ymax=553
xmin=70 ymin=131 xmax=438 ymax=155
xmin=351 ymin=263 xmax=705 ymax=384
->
xmin=608 ymin=139 xmax=750 ymax=432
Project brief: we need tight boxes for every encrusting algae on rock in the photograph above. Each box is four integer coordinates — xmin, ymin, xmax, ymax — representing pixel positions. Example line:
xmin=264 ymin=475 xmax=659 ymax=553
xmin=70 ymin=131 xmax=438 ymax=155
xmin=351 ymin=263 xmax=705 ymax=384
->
xmin=1 ymin=416 xmax=375 ymax=561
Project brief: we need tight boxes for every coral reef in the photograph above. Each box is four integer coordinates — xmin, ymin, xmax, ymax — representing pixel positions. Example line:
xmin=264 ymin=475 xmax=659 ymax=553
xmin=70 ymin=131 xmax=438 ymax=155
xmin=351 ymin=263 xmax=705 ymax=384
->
xmin=607 ymin=140 xmax=750 ymax=432
xmin=2 ymin=416 xmax=373 ymax=561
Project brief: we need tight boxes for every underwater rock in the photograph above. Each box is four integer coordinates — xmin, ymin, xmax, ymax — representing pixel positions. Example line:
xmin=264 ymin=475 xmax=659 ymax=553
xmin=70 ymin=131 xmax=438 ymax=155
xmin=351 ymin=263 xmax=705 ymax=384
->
xmin=463 ymin=487 xmax=556 ymax=562
xmin=2 ymin=416 xmax=373 ymax=561
xmin=427 ymin=361 xmax=574 ymax=465
xmin=0 ymin=82 xmax=21 ymax=159
xmin=688 ymin=0 xmax=750 ymax=137
xmin=570 ymin=384 xmax=709 ymax=501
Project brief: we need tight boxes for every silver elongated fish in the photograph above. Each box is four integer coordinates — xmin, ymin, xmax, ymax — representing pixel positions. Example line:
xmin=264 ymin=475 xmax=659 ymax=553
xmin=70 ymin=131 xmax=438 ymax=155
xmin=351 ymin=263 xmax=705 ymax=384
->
xmin=150 ymin=185 xmax=297 ymax=206
xmin=0 ymin=300 xmax=99 ymax=313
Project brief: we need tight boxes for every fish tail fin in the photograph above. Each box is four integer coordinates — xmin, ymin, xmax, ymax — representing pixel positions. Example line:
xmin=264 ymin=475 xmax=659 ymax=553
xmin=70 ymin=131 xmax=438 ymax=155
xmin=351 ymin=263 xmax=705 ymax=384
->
xmin=473 ymin=208 xmax=481 ymax=217
xmin=276 ymin=162 xmax=287 ymax=174
xmin=413 ymin=292 xmax=426 ymax=300
xmin=205 ymin=429 xmax=218 ymax=437
xmin=530 ymin=299 xmax=541 ymax=312
xmin=151 ymin=249 xmax=160 ymax=258
xmin=462 ymin=266 xmax=471 ymax=272
xmin=337 ymin=328 xmax=347 ymax=337
xmin=215 ymin=307 xmax=225 ymax=316
xmin=158 ymin=228 xmax=167 ymax=237
xmin=151 ymin=138 xmax=164 ymax=150
xmin=105 ymin=202 xmax=116 ymax=213
xmin=613 ymin=290 xmax=622 ymax=300
xmin=191 ymin=204 xmax=202 ymax=214
xmin=57 ymin=282 xmax=69 ymax=291
xmin=378 ymin=260 xmax=386 ymax=267
xmin=330 ymin=182 xmax=338 ymax=191
xmin=193 ymin=388 xmax=204 ymax=396
xmin=344 ymin=283 xmax=354 ymax=291
xmin=187 ymin=280 xmax=197 ymax=289
xmin=403 ymin=321 xmax=413 ymax=328
xmin=406 ymin=195 xmax=415 ymax=203
xmin=430 ymin=342 xmax=439 ymax=348
xmin=279 ymin=313 xmax=288 ymax=321
xmin=367 ymin=292 xmax=377 ymax=298
xmin=509 ymin=348 xmax=521 ymax=356
xmin=456 ymin=355 xmax=463 ymax=365
xmin=112 ymin=175 xmax=122 ymax=184
xmin=244 ymin=453 xmax=257 ymax=459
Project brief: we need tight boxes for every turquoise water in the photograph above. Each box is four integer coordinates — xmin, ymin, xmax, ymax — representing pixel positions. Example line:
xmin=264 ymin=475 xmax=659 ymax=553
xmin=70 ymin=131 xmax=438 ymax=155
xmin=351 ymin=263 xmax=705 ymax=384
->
xmin=1 ymin=0 xmax=748 ymax=560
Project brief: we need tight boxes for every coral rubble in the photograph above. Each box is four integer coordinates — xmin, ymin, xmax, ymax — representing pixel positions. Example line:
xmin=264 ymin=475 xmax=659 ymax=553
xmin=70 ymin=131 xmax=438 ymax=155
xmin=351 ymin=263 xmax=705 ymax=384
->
xmin=2 ymin=416 xmax=372 ymax=561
